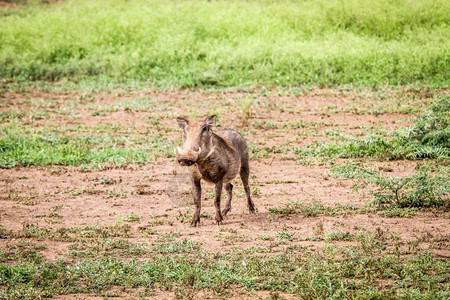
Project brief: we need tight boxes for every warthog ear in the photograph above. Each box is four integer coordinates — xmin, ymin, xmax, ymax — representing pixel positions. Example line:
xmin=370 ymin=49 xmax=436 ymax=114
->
xmin=205 ymin=115 xmax=217 ymax=127
xmin=176 ymin=117 xmax=189 ymax=129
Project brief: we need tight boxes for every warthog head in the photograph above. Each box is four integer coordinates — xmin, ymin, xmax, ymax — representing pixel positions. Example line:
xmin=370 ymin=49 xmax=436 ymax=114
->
xmin=175 ymin=115 xmax=216 ymax=166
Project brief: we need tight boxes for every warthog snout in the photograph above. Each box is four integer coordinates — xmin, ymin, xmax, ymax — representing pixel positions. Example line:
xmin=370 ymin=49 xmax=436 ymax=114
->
xmin=175 ymin=146 xmax=201 ymax=166
xmin=178 ymin=157 xmax=195 ymax=166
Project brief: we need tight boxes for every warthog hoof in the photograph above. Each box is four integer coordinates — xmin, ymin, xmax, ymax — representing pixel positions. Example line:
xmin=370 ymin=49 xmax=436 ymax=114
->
xmin=215 ymin=215 xmax=223 ymax=225
xmin=191 ymin=219 xmax=200 ymax=227
xmin=215 ymin=212 xmax=223 ymax=225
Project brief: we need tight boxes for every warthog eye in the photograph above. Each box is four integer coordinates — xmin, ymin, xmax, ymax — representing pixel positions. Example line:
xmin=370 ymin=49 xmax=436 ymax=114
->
xmin=201 ymin=126 xmax=207 ymax=133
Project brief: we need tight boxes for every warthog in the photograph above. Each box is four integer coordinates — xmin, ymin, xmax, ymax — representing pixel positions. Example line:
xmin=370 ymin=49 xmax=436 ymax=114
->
xmin=175 ymin=115 xmax=256 ymax=226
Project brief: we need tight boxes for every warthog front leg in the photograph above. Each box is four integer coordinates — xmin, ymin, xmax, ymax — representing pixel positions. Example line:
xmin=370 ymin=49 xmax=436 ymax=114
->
xmin=214 ymin=180 xmax=223 ymax=225
xmin=222 ymin=183 xmax=233 ymax=216
xmin=191 ymin=177 xmax=202 ymax=227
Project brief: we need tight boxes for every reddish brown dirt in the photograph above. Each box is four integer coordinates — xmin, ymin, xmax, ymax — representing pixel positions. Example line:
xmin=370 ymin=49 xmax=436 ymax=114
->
xmin=0 ymin=89 xmax=448 ymax=299
xmin=1 ymin=160 xmax=448 ymax=255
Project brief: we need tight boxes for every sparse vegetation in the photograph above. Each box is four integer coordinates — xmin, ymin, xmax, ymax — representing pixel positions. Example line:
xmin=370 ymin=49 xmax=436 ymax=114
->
xmin=1 ymin=229 xmax=448 ymax=299
xmin=369 ymin=171 xmax=449 ymax=209
xmin=331 ymin=162 xmax=449 ymax=210
xmin=268 ymin=200 xmax=358 ymax=217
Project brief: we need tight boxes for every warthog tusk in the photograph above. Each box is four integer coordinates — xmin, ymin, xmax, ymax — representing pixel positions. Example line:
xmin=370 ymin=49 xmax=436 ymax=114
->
xmin=197 ymin=147 xmax=202 ymax=154
xmin=176 ymin=146 xmax=182 ymax=154
xmin=199 ymin=146 xmax=215 ymax=162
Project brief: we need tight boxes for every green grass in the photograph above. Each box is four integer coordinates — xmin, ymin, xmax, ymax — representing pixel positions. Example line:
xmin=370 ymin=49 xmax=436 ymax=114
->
xmin=294 ymin=96 xmax=450 ymax=161
xmin=1 ymin=0 xmax=449 ymax=88
xmin=1 ymin=233 xmax=448 ymax=299
xmin=2 ymin=220 xmax=449 ymax=299
xmin=0 ymin=129 xmax=174 ymax=168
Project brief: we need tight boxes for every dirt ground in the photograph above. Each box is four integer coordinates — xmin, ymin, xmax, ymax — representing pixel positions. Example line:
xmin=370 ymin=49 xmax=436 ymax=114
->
xmin=0 ymin=88 xmax=448 ymax=298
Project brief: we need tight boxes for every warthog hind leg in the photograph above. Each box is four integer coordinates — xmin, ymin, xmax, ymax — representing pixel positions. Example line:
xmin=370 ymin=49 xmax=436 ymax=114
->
xmin=222 ymin=183 xmax=233 ymax=216
xmin=214 ymin=180 xmax=223 ymax=225
xmin=240 ymin=163 xmax=256 ymax=214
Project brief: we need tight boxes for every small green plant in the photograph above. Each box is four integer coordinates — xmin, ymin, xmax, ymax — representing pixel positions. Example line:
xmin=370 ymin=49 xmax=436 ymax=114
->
xmin=153 ymin=238 xmax=202 ymax=254
xmin=200 ymin=211 xmax=211 ymax=218
xmin=268 ymin=200 xmax=354 ymax=217
xmin=324 ymin=230 xmax=354 ymax=242
xmin=300 ymin=201 xmax=327 ymax=217
xmin=70 ymin=223 xmax=132 ymax=239
xmin=124 ymin=214 xmax=141 ymax=222
xmin=377 ymin=207 xmax=419 ymax=217
xmin=276 ymin=231 xmax=295 ymax=242
xmin=259 ymin=233 xmax=273 ymax=241
xmin=268 ymin=200 xmax=302 ymax=216
xmin=330 ymin=162 xmax=374 ymax=179
xmin=394 ymin=97 xmax=450 ymax=159
xmin=237 ymin=96 xmax=254 ymax=124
